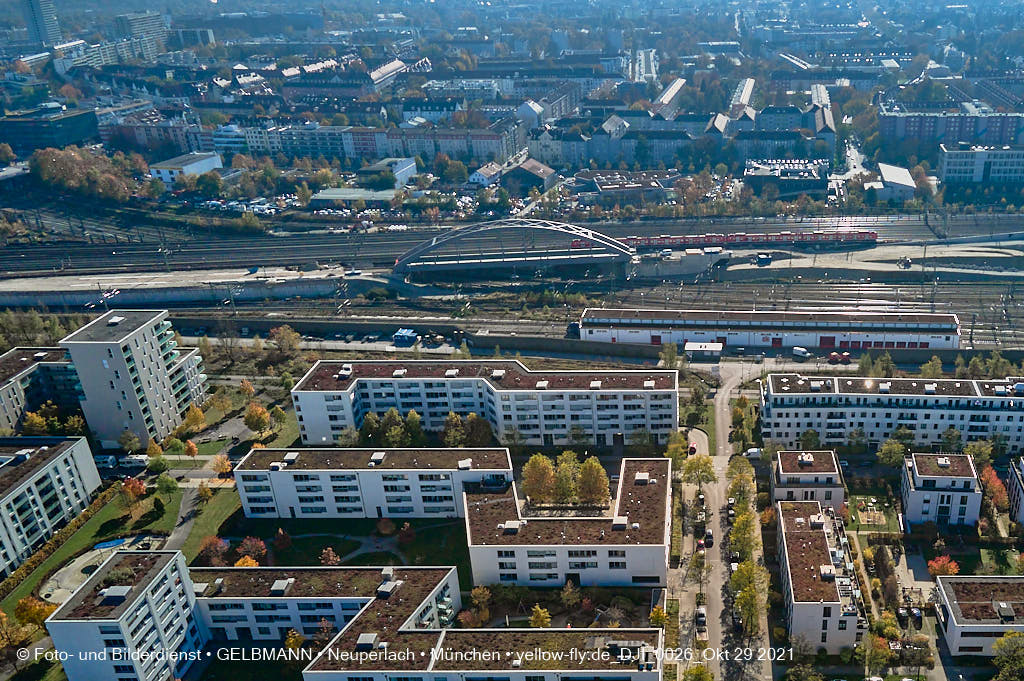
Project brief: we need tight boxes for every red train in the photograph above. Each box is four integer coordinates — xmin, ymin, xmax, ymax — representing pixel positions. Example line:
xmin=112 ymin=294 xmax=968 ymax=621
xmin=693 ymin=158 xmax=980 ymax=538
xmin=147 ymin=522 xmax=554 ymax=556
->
xmin=571 ymin=229 xmax=878 ymax=250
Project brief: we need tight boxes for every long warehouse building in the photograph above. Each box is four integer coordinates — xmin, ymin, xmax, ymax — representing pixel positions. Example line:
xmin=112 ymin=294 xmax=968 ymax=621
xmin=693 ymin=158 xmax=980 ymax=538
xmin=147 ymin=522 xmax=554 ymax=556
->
xmin=579 ymin=309 xmax=961 ymax=350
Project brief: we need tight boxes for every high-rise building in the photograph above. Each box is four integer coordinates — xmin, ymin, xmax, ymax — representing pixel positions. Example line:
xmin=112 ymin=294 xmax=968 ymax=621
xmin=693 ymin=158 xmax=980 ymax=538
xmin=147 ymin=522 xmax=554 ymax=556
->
xmin=21 ymin=0 xmax=61 ymax=47
xmin=114 ymin=11 xmax=167 ymax=42
xmin=60 ymin=310 xmax=207 ymax=449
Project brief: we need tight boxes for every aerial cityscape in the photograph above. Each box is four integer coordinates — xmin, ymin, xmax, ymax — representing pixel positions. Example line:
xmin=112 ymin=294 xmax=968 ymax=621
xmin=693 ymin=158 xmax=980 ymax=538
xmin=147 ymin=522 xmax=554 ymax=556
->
xmin=2 ymin=1 xmax=1024 ymax=680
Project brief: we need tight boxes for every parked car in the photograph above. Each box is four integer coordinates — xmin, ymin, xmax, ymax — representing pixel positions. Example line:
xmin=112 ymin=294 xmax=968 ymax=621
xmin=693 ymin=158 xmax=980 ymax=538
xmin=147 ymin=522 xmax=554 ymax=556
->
xmin=694 ymin=606 xmax=707 ymax=627
xmin=704 ymin=528 xmax=714 ymax=547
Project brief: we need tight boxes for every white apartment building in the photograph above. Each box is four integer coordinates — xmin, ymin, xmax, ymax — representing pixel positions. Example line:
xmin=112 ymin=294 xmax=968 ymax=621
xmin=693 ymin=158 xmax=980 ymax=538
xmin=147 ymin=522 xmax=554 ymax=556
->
xmin=580 ymin=309 xmax=961 ymax=350
xmin=1007 ymin=458 xmax=1024 ymax=527
xmin=761 ymin=374 xmax=1024 ymax=453
xmin=939 ymin=143 xmax=1024 ymax=184
xmin=935 ymin=576 xmax=1024 ymax=655
xmin=50 ymin=550 xmax=664 ymax=681
xmin=0 ymin=437 xmax=101 ymax=579
xmin=61 ymin=310 xmax=207 ymax=449
xmin=291 ymin=360 xmax=678 ymax=447
xmin=776 ymin=501 xmax=867 ymax=654
xmin=234 ymin=447 xmax=513 ymax=519
xmin=149 ymin=152 xmax=222 ymax=185
xmin=901 ymin=453 xmax=982 ymax=527
xmin=47 ymin=551 xmax=207 ymax=681
xmin=770 ymin=450 xmax=845 ymax=508
xmin=466 ymin=458 xmax=671 ymax=588
xmin=0 ymin=347 xmax=79 ymax=433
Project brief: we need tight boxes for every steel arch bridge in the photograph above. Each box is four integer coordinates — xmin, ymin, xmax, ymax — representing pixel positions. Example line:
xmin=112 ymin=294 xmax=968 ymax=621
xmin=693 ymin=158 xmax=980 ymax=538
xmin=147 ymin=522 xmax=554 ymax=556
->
xmin=392 ymin=218 xmax=634 ymax=273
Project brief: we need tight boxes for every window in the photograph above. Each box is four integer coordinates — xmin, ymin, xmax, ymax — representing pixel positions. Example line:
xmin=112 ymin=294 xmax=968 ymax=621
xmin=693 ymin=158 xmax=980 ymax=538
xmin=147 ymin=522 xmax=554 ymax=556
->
xmin=821 ymin=632 xmax=827 ymax=643
xmin=838 ymin=620 xmax=847 ymax=630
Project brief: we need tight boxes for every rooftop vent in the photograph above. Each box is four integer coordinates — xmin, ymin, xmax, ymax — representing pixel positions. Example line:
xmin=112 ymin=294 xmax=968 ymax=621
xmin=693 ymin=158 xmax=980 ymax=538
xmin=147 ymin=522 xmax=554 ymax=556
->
xmin=392 ymin=368 xmax=407 ymax=378
xmin=924 ymin=383 xmax=937 ymax=394
xmin=819 ymin=564 xmax=836 ymax=581
xmin=457 ymin=458 xmax=472 ymax=470
xmin=377 ymin=580 xmax=400 ymax=598
xmin=643 ymin=380 xmax=656 ymax=389
xmin=491 ymin=369 xmax=506 ymax=379
xmin=369 ymin=451 xmax=386 ymax=467
xmin=107 ymin=315 xmax=126 ymax=326
xmin=32 ymin=352 xmax=48 ymax=360
xmin=381 ymin=566 xmax=395 ymax=580
xmin=810 ymin=513 xmax=826 ymax=528
xmin=810 ymin=380 xmax=823 ymax=392
xmin=536 ymin=380 xmax=549 ymax=390
xmin=269 ymin=462 xmax=286 ymax=471
xmin=445 ymin=368 xmax=459 ymax=378
xmin=996 ymin=385 xmax=1008 ymax=396
xmin=207 ymin=578 xmax=224 ymax=596
xmin=270 ymin=578 xmax=295 ymax=596
xmin=612 ymin=515 xmax=628 ymax=530
xmin=502 ymin=520 xmax=522 ymax=534
xmin=797 ymin=452 xmax=815 ymax=466
xmin=355 ymin=633 xmax=379 ymax=651
xmin=631 ymin=522 xmax=640 ymax=530
xmin=634 ymin=471 xmax=650 ymax=485
xmin=879 ymin=382 xmax=891 ymax=393
xmin=99 ymin=585 xmax=132 ymax=605
xmin=511 ymin=659 xmax=522 ymax=668
xmin=590 ymin=380 xmax=603 ymax=390
xmin=284 ymin=452 xmax=299 ymax=463
xmin=998 ymin=602 xmax=1016 ymax=622
xmin=339 ymin=363 xmax=353 ymax=376
xmin=936 ymin=456 xmax=951 ymax=468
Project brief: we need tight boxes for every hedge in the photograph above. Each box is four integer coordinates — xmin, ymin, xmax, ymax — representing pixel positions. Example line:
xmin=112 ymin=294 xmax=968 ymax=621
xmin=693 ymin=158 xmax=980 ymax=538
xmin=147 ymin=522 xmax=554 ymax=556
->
xmin=0 ymin=483 xmax=120 ymax=602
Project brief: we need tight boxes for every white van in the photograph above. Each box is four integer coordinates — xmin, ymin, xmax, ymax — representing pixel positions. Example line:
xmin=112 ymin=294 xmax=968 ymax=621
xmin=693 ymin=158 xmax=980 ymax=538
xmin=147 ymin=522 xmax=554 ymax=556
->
xmin=792 ymin=346 xmax=812 ymax=359
xmin=745 ymin=447 xmax=762 ymax=460
xmin=118 ymin=454 xmax=149 ymax=468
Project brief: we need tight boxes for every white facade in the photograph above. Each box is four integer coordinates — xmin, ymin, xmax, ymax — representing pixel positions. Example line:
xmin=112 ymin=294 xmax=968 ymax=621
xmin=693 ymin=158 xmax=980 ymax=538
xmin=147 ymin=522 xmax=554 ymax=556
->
xmin=580 ymin=308 xmax=961 ymax=350
xmin=777 ymin=501 xmax=867 ymax=654
xmin=761 ymin=374 xmax=1024 ymax=454
xmin=466 ymin=459 xmax=671 ymax=587
xmin=939 ymin=143 xmax=1024 ymax=184
xmin=876 ymin=163 xmax=916 ymax=201
xmin=234 ymin=447 xmax=513 ymax=519
xmin=291 ymin=360 xmax=678 ymax=447
xmin=935 ymin=576 xmax=1024 ymax=655
xmin=0 ymin=437 xmax=101 ymax=579
xmin=149 ymin=152 xmax=223 ymax=184
xmin=61 ymin=310 xmax=207 ymax=449
xmin=47 ymin=551 xmax=207 ymax=681
xmin=1007 ymin=458 xmax=1024 ymax=527
xmin=900 ymin=453 xmax=982 ymax=527
xmin=770 ymin=450 xmax=845 ymax=508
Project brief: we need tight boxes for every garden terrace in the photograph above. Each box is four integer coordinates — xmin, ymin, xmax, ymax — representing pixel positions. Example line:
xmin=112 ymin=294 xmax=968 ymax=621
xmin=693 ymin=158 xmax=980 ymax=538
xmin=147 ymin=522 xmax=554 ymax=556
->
xmin=777 ymin=450 xmax=839 ymax=474
xmin=0 ymin=437 xmax=78 ymax=498
xmin=911 ymin=453 xmax=977 ymax=478
xmin=940 ymin=576 xmax=1024 ymax=622
xmin=190 ymin=566 xmax=453 ymax=600
xmin=433 ymin=630 xmax=662 ymax=670
xmin=465 ymin=459 xmax=670 ymax=546
xmin=50 ymin=551 xmax=173 ymax=621
xmin=236 ymin=448 xmax=513 ymax=472
xmin=294 ymin=360 xmax=677 ymax=392
xmin=0 ymin=347 xmax=67 ymax=386
xmin=778 ymin=501 xmax=840 ymax=604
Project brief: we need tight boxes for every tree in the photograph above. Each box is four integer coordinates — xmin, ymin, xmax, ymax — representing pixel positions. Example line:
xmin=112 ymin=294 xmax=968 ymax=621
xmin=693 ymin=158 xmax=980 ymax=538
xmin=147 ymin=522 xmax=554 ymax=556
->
xmin=269 ymin=325 xmax=302 ymax=356
xmin=0 ymin=143 xmax=15 ymax=164
xmin=735 ymin=585 xmax=761 ymax=634
xmin=197 ymin=480 xmax=213 ymax=504
xmin=244 ymin=402 xmax=271 ymax=437
xmin=284 ymin=629 xmax=305 ymax=651
xmin=240 ymin=379 xmax=256 ymax=399
xmin=296 ymin=182 xmax=313 ymax=206
xmin=270 ymin=405 xmax=288 ymax=431
xmin=183 ymin=404 xmax=206 ymax=433
xmin=63 ymin=414 xmax=85 ymax=435
xmin=118 ymin=429 xmax=141 ymax=453
xmin=465 ymin=412 xmax=493 ymax=446
xmin=521 ymin=454 xmax=555 ymax=503
xmin=682 ymin=454 xmax=717 ymax=491
xmin=14 ymin=597 xmax=55 ymax=634
xmin=334 ymin=427 xmax=359 ymax=447
xmin=320 ymin=547 xmax=341 ymax=565
xmin=967 ymin=355 xmax=986 ymax=379
xmin=441 ymin=411 xmax=466 ymax=447
xmin=965 ymin=439 xmax=995 ymax=471
xmin=649 ymin=605 xmax=668 ymax=627
xmin=198 ymin=536 xmax=228 ymax=565
xmin=212 ymin=454 xmax=232 ymax=475
xmin=730 ymin=511 xmax=760 ymax=561
xmin=577 ymin=456 xmax=609 ymax=505
xmin=238 ymin=536 xmax=267 ymax=561
xmin=981 ymin=466 xmax=1010 ymax=513
xmin=561 ymin=580 xmax=581 ymax=609
xmin=682 ymin=667 xmax=714 ymax=681
xmin=20 ymin=411 xmax=47 ymax=435
xmin=730 ymin=561 xmax=769 ymax=596
xmin=529 ymin=604 xmax=551 ymax=628
xmin=470 ymin=586 xmax=492 ymax=618
xmin=274 ymin=528 xmax=292 ymax=552
xmin=554 ymin=451 xmax=578 ymax=503
xmin=798 ymin=428 xmax=821 ymax=450
xmin=0 ymin=610 xmax=30 ymax=668
xmin=940 ymin=427 xmax=963 ymax=452
xmin=156 ymin=473 xmax=178 ymax=495
xmin=877 ymin=439 xmax=906 ymax=467
xmin=234 ymin=555 xmax=259 ymax=567
xmin=196 ymin=171 xmax=223 ymax=197
xmin=783 ymin=664 xmax=823 ymax=681
xmin=185 ymin=440 xmax=199 ymax=467
xmin=994 ymin=631 xmax=1024 ymax=681
xmin=920 ymin=355 xmax=944 ymax=378
xmin=398 ymin=522 xmax=416 ymax=544
xmin=927 ymin=555 xmax=960 ymax=575
xmin=384 ymin=424 xmax=411 ymax=447
xmin=146 ymin=439 xmax=163 ymax=458
xmin=120 ymin=477 xmax=146 ymax=511
xmin=405 ymin=410 xmax=426 ymax=446
xmin=359 ymin=412 xmax=382 ymax=445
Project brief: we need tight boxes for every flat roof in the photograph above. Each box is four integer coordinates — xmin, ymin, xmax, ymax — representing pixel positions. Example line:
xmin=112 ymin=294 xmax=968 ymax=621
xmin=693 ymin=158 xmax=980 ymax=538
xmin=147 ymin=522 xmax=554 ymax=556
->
xmin=150 ymin=152 xmax=220 ymax=169
xmin=938 ymin=576 xmax=1024 ymax=624
xmin=878 ymin=163 xmax=916 ymax=189
xmin=581 ymin=307 xmax=959 ymax=328
xmin=778 ymin=450 xmax=839 ymax=474
xmin=236 ymin=448 xmax=513 ymax=472
xmin=765 ymin=374 xmax=1019 ymax=398
xmin=0 ymin=347 xmax=67 ymax=386
xmin=911 ymin=453 xmax=976 ymax=478
xmin=294 ymin=360 xmax=676 ymax=392
xmin=60 ymin=310 xmax=166 ymax=344
xmin=465 ymin=459 xmax=670 ymax=546
xmin=50 ymin=551 xmax=176 ymax=621
xmin=778 ymin=501 xmax=840 ymax=604
xmin=190 ymin=565 xmax=451 ymax=601
xmin=0 ymin=437 xmax=80 ymax=498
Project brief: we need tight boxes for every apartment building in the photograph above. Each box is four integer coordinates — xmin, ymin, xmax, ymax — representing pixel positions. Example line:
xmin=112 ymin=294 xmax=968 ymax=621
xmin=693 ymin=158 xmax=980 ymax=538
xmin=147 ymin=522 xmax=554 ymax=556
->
xmin=234 ymin=447 xmax=513 ymax=519
xmin=292 ymin=360 xmax=678 ymax=447
xmin=935 ymin=576 xmax=1024 ymax=655
xmin=0 ymin=437 xmax=100 ymax=580
xmin=580 ymin=309 xmax=961 ymax=350
xmin=901 ymin=453 xmax=981 ymax=527
xmin=776 ymin=501 xmax=867 ymax=654
xmin=61 ymin=310 xmax=207 ymax=449
xmin=1007 ymin=458 xmax=1024 ymax=527
xmin=939 ymin=143 xmax=1024 ymax=184
xmin=466 ymin=458 xmax=671 ymax=587
xmin=47 ymin=551 xmax=207 ymax=681
xmin=878 ymin=102 xmax=1024 ymax=145
xmin=50 ymin=550 xmax=664 ymax=681
xmin=761 ymin=374 xmax=1024 ymax=453
xmin=0 ymin=347 xmax=79 ymax=433
xmin=771 ymin=450 xmax=845 ymax=508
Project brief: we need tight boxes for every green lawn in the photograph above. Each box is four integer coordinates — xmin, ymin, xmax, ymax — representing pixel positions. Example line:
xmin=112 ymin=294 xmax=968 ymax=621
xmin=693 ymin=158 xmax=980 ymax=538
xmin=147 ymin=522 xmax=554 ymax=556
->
xmin=196 ymin=438 xmax=229 ymax=456
xmin=847 ymin=494 xmax=901 ymax=533
xmin=274 ymin=536 xmax=361 ymax=565
xmin=182 ymin=488 xmax=242 ymax=562
xmin=8 ymin=657 xmax=67 ymax=681
xmin=263 ymin=410 xmax=300 ymax=448
xmin=665 ymin=598 xmax=679 ymax=647
xmin=343 ymin=550 xmax=402 ymax=566
xmin=0 ymin=489 xmax=182 ymax=617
